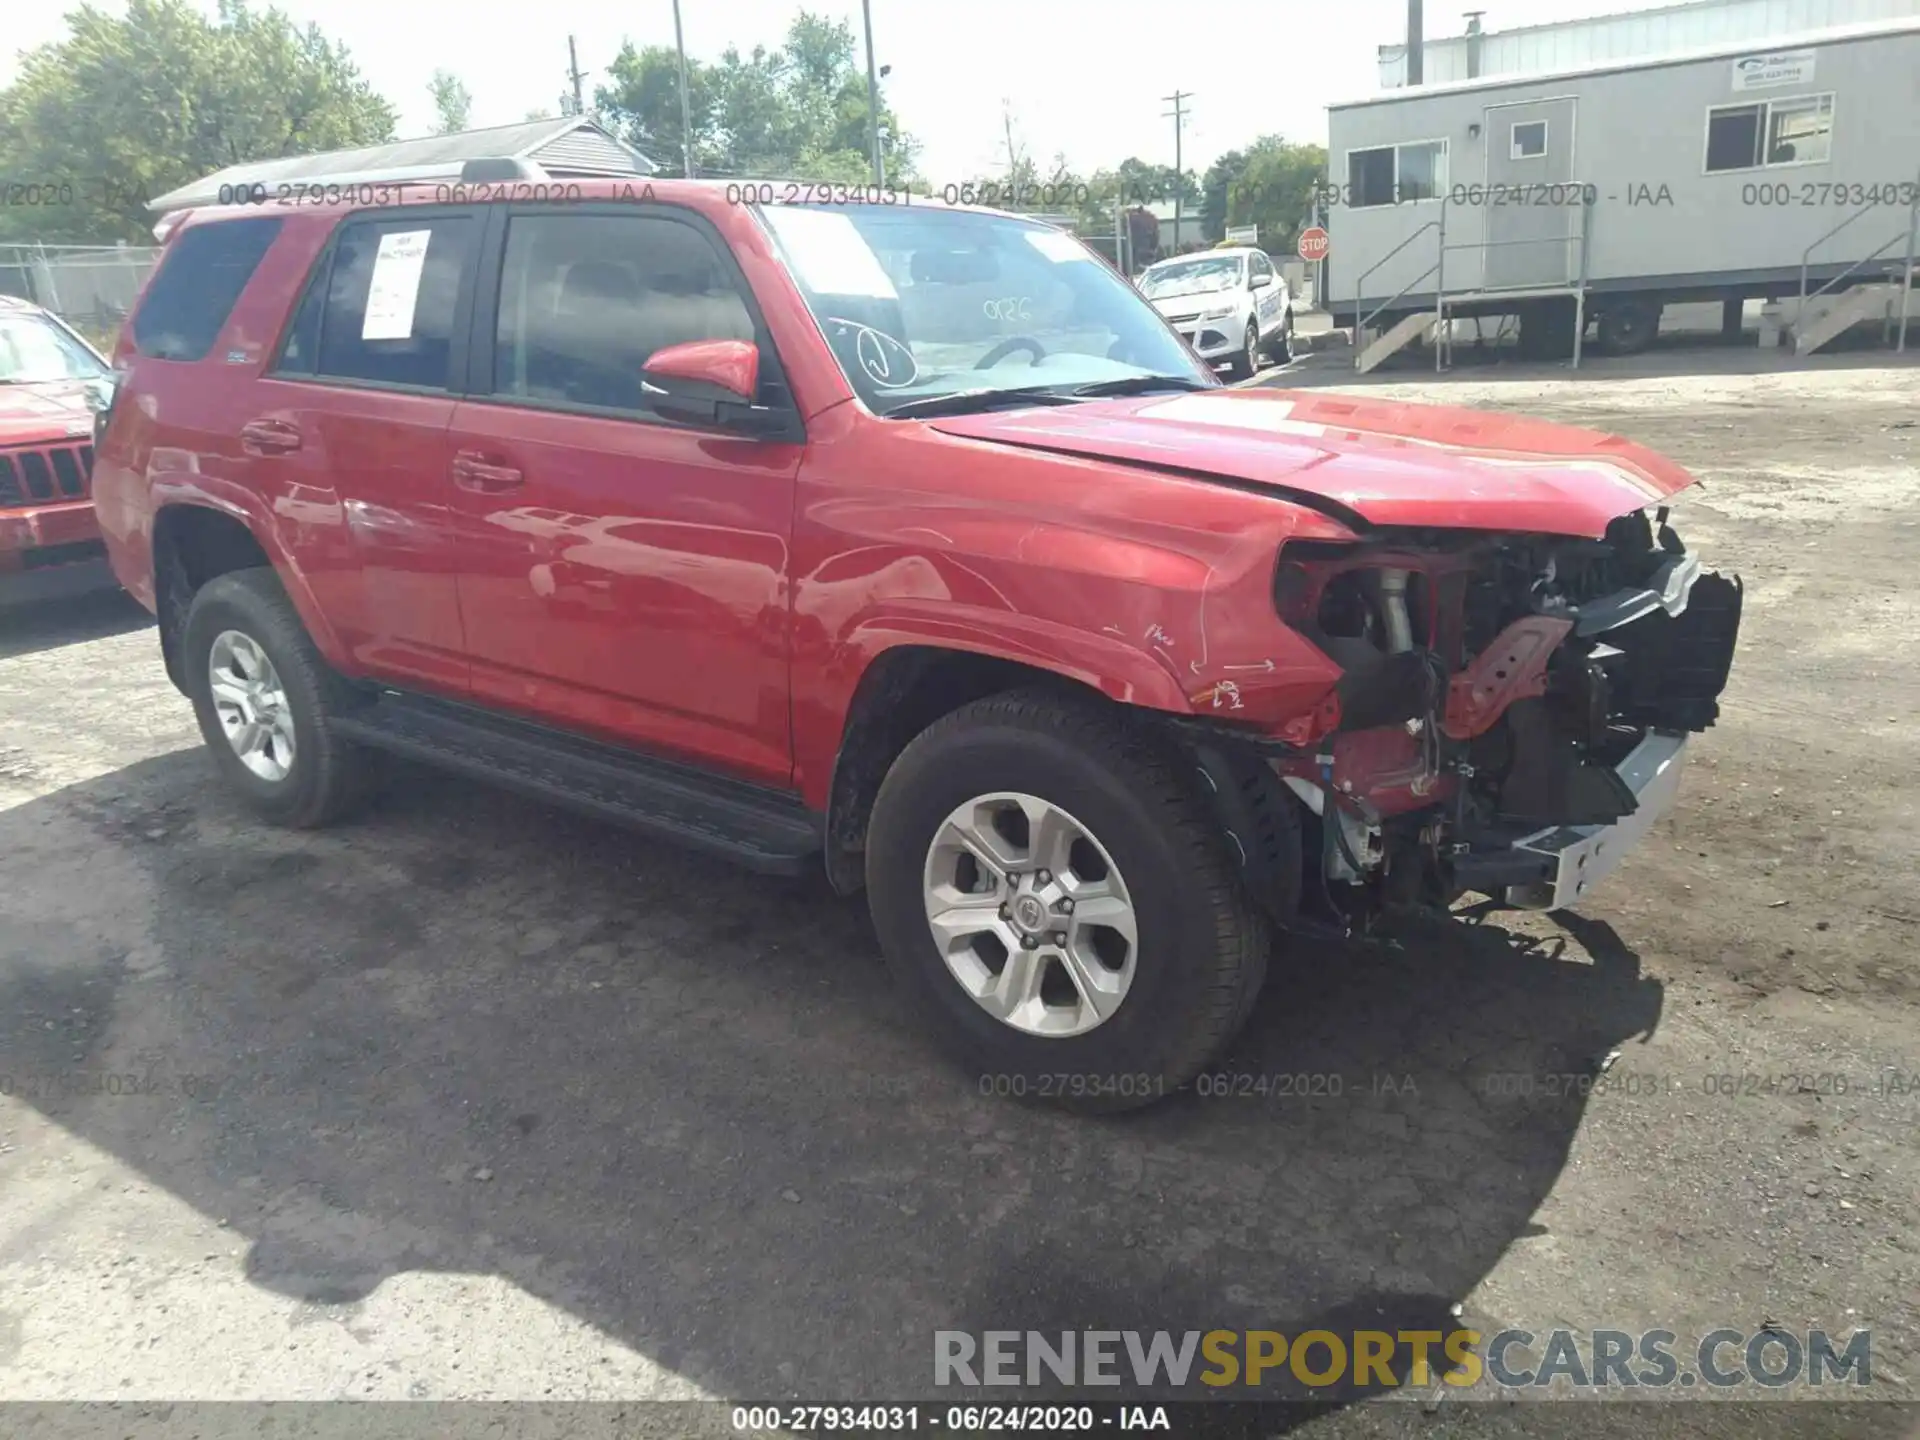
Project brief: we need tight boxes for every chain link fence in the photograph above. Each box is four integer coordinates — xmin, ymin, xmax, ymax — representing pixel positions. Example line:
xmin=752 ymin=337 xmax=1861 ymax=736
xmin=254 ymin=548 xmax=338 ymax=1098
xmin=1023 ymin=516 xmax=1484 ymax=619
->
xmin=0 ymin=243 xmax=161 ymax=347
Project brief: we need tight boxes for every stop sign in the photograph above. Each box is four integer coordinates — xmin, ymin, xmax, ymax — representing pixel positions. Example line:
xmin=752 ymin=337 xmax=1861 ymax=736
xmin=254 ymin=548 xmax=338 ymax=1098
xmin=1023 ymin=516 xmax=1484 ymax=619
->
xmin=1297 ymin=226 xmax=1330 ymax=263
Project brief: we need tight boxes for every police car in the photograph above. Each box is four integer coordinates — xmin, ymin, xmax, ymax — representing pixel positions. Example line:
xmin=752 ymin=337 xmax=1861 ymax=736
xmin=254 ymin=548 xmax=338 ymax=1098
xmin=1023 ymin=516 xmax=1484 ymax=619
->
xmin=1136 ymin=246 xmax=1291 ymax=380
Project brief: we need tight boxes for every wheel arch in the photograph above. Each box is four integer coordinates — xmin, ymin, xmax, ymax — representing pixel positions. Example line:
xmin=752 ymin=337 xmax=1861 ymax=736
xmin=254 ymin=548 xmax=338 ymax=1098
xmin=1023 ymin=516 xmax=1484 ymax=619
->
xmin=150 ymin=500 xmax=342 ymax=693
xmin=819 ymin=642 xmax=1164 ymax=895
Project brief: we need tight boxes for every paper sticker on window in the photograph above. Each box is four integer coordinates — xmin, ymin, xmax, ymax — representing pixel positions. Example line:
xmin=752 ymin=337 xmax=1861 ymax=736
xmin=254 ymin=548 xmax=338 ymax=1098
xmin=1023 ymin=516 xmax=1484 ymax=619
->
xmin=1024 ymin=229 xmax=1091 ymax=263
xmin=763 ymin=208 xmax=899 ymax=299
xmin=361 ymin=228 xmax=432 ymax=340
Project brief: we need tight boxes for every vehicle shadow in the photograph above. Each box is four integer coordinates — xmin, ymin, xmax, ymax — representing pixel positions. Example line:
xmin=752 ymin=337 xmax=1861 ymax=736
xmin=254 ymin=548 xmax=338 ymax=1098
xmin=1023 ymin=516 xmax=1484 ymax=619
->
xmin=0 ymin=749 xmax=1666 ymax=1409
xmin=0 ymin=585 xmax=152 ymax=661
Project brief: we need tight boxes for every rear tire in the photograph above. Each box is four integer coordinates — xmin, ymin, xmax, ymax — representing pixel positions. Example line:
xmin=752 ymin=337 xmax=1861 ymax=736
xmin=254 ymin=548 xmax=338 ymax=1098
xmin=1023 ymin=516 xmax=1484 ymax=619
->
xmin=1594 ymin=299 xmax=1661 ymax=356
xmin=182 ymin=567 xmax=378 ymax=828
xmin=865 ymin=690 xmax=1270 ymax=1112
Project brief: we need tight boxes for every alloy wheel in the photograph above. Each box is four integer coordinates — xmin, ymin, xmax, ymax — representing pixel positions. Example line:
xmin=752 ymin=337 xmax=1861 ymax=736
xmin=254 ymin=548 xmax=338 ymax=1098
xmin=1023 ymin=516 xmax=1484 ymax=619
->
xmin=921 ymin=791 xmax=1138 ymax=1037
xmin=208 ymin=629 xmax=297 ymax=782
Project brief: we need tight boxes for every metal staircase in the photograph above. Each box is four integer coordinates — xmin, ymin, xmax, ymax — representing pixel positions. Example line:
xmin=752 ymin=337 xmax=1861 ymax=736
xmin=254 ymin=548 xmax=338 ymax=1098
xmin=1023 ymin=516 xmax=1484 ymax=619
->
xmin=1352 ymin=196 xmax=1595 ymax=374
xmin=1762 ymin=180 xmax=1919 ymax=356
xmin=1351 ymin=175 xmax=1918 ymax=370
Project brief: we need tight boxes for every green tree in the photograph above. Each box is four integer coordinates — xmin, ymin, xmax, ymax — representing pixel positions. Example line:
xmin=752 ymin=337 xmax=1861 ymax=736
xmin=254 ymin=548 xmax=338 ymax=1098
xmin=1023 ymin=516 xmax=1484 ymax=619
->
xmin=597 ymin=11 xmax=915 ymax=181
xmin=0 ymin=0 xmax=394 ymax=244
xmin=1200 ymin=147 xmax=1248 ymax=242
xmin=1225 ymin=135 xmax=1328 ymax=251
xmin=428 ymin=70 xmax=473 ymax=135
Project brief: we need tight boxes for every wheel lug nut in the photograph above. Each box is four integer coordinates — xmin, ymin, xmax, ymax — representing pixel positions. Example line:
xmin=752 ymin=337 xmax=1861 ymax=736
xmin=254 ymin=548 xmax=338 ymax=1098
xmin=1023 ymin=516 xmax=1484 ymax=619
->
xmin=1056 ymin=897 xmax=1074 ymax=913
xmin=1051 ymin=931 xmax=1067 ymax=946
xmin=1020 ymin=935 xmax=1038 ymax=949
xmin=999 ymin=904 xmax=1010 ymax=920
xmin=1035 ymin=869 xmax=1050 ymax=884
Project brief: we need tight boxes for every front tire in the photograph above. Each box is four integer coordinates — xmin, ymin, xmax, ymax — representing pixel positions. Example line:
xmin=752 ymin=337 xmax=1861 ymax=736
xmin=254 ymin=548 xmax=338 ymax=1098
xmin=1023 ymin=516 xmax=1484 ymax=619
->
xmin=1227 ymin=319 xmax=1261 ymax=381
xmin=1264 ymin=310 xmax=1293 ymax=364
xmin=865 ymin=690 xmax=1270 ymax=1112
xmin=182 ymin=567 xmax=378 ymax=828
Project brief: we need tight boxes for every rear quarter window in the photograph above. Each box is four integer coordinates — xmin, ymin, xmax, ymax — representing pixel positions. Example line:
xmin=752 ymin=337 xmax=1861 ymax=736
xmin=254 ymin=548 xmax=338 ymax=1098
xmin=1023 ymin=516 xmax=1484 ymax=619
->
xmin=131 ymin=216 xmax=283 ymax=361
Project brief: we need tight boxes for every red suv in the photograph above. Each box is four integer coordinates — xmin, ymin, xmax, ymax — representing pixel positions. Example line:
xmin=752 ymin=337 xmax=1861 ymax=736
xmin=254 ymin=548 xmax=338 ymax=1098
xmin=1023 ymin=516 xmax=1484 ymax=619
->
xmin=94 ymin=176 xmax=1739 ymax=1108
xmin=1 ymin=295 xmax=118 ymax=602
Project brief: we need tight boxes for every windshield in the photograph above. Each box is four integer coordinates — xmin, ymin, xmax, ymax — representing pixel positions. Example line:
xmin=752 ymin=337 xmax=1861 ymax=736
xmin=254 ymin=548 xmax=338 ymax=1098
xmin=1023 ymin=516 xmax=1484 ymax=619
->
xmin=0 ymin=309 xmax=109 ymax=384
xmin=758 ymin=204 xmax=1211 ymax=416
xmin=1138 ymin=255 xmax=1246 ymax=300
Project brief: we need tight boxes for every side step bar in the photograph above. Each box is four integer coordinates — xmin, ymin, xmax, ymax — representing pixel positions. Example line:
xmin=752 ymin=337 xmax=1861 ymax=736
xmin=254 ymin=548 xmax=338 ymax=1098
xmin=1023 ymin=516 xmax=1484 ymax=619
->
xmin=333 ymin=692 xmax=823 ymax=875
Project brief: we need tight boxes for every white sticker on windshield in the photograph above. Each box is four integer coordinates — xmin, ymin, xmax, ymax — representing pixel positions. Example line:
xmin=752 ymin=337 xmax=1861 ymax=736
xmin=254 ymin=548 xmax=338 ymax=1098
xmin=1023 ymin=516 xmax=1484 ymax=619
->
xmin=361 ymin=228 xmax=432 ymax=340
xmin=1024 ymin=229 xmax=1091 ymax=263
xmin=764 ymin=207 xmax=899 ymax=299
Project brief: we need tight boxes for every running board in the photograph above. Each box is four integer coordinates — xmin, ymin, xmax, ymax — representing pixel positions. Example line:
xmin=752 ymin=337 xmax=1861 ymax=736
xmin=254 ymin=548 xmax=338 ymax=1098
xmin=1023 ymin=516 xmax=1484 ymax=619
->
xmin=334 ymin=692 xmax=823 ymax=874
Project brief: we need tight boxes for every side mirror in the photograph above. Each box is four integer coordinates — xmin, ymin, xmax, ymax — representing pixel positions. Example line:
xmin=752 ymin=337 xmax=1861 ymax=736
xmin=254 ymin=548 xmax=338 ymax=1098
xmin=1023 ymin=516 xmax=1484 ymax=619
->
xmin=640 ymin=339 xmax=781 ymax=433
xmin=1251 ymin=273 xmax=1272 ymax=290
xmin=642 ymin=339 xmax=758 ymax=403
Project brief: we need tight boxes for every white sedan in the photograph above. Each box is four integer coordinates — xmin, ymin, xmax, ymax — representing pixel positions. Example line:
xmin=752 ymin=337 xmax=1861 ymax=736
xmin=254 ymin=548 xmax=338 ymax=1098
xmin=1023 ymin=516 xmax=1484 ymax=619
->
xmin=1136 ymin=247 xmax=1291 ymax=380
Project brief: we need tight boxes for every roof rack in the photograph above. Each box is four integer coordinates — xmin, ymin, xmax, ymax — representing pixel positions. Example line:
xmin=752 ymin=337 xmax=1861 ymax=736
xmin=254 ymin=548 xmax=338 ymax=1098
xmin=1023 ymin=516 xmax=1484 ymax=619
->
xmin=147 ymin=118 xmax=657 ymax=216
xmin=148 ymin=157 xmax=556 ymax=241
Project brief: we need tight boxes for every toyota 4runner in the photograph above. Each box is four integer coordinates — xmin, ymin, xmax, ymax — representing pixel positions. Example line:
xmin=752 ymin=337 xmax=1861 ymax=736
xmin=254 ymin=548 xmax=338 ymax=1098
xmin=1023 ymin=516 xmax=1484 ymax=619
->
xmin=93 ymin=175 xmax=1740 ymax=1110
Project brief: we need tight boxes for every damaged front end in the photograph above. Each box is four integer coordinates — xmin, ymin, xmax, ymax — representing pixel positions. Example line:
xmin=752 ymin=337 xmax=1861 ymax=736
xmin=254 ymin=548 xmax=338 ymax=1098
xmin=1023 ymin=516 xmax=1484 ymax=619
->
xmin=1255 ymin=507 xmax=1741 ymax=921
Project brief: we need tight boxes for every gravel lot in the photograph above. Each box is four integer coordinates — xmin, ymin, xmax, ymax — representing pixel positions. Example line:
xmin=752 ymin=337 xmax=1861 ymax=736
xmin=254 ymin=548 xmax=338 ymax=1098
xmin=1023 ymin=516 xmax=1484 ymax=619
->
xmin=1 ymin=344 xmax=1917 ymax=1438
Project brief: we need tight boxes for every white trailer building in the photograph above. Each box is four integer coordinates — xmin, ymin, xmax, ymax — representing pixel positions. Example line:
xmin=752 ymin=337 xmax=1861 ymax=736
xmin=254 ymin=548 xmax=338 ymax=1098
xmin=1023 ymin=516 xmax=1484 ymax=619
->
xmin=1325 ymin=13 xmax=1920 ymax=368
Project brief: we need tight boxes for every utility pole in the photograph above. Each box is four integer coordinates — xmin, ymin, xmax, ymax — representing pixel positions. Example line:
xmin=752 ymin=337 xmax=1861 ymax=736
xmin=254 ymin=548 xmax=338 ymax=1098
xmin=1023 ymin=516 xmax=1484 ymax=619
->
xmin=1162 ymin=90 xmax=1191 ymax=253
xmin=861 ymin=0 xmax=885 ymax=186
xmin=560 ymin=37 xmax=583 ymax=119
xmin=560 ymin=37 xmax=583 ymax=118
xmin=671 ymin=0 xmax=695 ymax=177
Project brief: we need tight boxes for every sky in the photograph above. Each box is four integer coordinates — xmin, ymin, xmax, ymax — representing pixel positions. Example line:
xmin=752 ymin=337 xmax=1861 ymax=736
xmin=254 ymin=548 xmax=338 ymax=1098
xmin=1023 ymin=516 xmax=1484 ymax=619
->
xmin=3 ymin=0 xmax=1644 ymax=180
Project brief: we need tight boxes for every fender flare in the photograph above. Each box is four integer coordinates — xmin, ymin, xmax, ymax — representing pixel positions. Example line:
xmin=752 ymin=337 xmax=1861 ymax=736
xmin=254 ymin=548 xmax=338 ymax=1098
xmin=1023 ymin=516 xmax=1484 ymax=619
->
xmin=807 ymin=612 xmax=1198 ymax=891
xmin=149 ymin=481 xmax=351 ymax=675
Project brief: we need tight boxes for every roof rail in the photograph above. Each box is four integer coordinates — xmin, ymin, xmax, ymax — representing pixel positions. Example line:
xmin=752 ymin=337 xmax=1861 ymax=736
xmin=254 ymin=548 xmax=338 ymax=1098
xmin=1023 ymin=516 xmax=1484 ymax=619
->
xmin=149 ymin=156 xmax=557 ymax=215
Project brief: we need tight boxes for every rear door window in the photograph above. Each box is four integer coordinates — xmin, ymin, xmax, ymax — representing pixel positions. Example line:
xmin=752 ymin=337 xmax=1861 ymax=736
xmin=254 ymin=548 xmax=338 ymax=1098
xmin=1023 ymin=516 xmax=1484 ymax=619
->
xmin=312 ymin=216 xmax=477 ymax=391
xmin=131 ymin=216 xmax=283 ymax=361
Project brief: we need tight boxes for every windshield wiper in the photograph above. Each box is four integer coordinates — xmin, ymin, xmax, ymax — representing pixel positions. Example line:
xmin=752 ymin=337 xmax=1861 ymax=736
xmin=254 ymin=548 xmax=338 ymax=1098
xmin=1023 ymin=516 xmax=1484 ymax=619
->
xmin=881 ymin=385 xmax=1085 ymax=420
xmin=1061 ymin=375 xmax=1214 ymax=398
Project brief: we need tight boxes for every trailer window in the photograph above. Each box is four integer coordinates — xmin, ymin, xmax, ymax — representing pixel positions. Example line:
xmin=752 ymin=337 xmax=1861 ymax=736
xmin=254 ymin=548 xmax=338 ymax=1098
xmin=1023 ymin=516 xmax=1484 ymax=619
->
xmin=1705 ymin=106 xmax=1762 ymax=171
xmin=1706 ymin=94 xmax=1833 ymax=172
xmin=1347 ymin=140 xmax=1447 ymax=207
xmin=1510 ymin=121 xmax=1548 ymax=159
xmin=1765 ymin=95 xmax=1833 ymax=166
xmin=1397 ymin=142 xmax=1446 ymax=200
xmin=1348 ymin=148 xmax=1397 ymax=207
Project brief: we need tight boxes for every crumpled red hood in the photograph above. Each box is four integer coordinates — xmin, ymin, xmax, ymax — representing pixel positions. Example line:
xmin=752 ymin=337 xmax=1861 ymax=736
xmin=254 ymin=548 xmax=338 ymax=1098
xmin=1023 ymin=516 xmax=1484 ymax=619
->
xmin=929 ymin=386 xmax=1697 ymax=538
xmin=0 ymin=381 xmax=97 ymax=447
